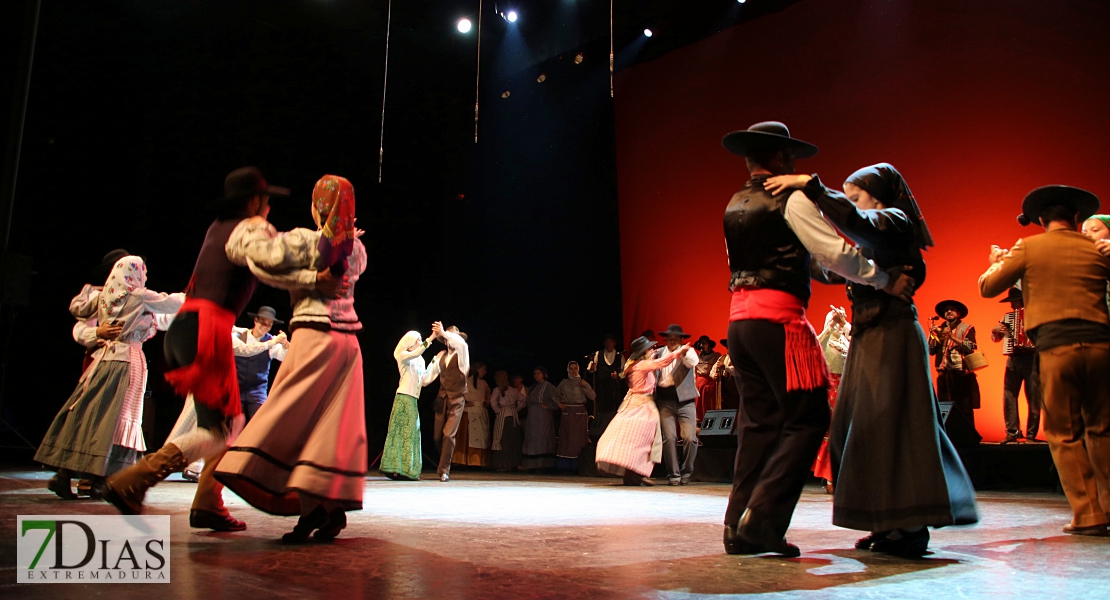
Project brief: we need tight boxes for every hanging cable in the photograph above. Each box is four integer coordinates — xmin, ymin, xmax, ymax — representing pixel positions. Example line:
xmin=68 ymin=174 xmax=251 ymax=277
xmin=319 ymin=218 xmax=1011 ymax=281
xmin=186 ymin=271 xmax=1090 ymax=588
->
xmin=609 ymin=0 xmax=614 ymax=98
xmin=378 ymin=0 xmax=393 ymax=182
xmin=475 ymin=0 xmax=483 ymax=143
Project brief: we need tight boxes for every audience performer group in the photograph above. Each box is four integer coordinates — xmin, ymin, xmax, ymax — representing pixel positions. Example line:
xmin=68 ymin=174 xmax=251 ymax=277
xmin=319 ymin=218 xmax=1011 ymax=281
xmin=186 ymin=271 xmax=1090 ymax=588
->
xmin=35 ymin=111 xmax=1110 ymax=558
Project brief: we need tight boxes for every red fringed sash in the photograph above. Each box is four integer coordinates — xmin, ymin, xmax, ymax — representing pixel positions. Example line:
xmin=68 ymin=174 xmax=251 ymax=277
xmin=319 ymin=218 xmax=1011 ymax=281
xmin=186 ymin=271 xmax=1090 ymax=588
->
xmin=163 ymin=297 xmax=242 ymax=417
xmin=729 ymin=288 xmax=830 ymax=393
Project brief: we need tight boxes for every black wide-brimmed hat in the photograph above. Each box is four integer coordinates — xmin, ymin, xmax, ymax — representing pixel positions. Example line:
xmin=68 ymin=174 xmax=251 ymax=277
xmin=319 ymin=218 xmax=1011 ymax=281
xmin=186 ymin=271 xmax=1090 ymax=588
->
xmin=694 ymin=335 xmax=716 ymax=350
xmin=657 ymin=324 xmax=691 ymax=339
xmin=1017 ymin=185 xmax=1100 ymax=226
xmin=247 ymin=306 xmax=285 ymax=325
xmin=91 ymin=248 xmax=131 ymax=283
xmin=719 ymin=338 xmax=728 ymax=349
xmin=722 ymin=121 xmax=818 ymax=159
xmin=935 ymin=300 xmax=969 ymax=319
xmin=627 ymin=336 xmax=657 ymax=361
xmin=999 ymin=287 xmax=1024 ymax=304
xmin=223 ymin=167 xmax=291 ymax=201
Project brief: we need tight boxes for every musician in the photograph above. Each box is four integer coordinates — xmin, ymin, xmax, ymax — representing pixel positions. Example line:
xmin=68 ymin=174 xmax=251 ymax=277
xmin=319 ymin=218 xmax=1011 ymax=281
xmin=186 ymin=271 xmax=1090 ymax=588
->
xmin=711 ymin=339 xmax=740 ymax=411
xmin=990 ymin=287 xmax=1042 ymax=444
xmin=694 ymin=335 xmax=722 ymax=419
xmin=928 ymin=300 xmax=982 ymax=446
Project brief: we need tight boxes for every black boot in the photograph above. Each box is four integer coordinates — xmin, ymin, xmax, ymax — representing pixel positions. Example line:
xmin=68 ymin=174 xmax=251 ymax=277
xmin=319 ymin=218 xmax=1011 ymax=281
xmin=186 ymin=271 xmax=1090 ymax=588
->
xmin=282 ymin=506 xmax=328 ymax=544
xmin=313 ymin=508 xmax=348 ymax=541
xmin=871 ymin=528 xmax=930 ymax=557
xmin=736 ymin=509 xmax=801 ymax=557
xmin=47 ymin=469 xmax=76 ymax=500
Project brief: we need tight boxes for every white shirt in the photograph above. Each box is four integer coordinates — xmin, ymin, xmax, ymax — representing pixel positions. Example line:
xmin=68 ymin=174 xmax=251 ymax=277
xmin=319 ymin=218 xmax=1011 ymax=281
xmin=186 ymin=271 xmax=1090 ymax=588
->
xmin=424 ymin=330 xmax=471 ymax=381
xmin=394 ymin=341 xmax=437 ymax=397
xmin=782 ymin=190 xmax=889 ymax=289
xmin=231 ymin=326 xmax=288 ymax=361
xmin=654 ymin=345 xmax=699 ymax=387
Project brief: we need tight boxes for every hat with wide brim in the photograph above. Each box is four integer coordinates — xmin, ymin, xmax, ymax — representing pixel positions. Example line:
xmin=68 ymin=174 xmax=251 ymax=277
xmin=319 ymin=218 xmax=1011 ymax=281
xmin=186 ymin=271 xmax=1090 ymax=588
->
xmin=722 ymin=121 xmax=818 ymax=159
xmin=247 ymin=306 xmax=285 ymax=325
xmin=657 ymin=324 xmax=692 ymax=339
xmin=935 ymin=300 xmax=969 ymax=319
xmin=627 ymin=336 xmax=658 ymax=361
xmin=694 ymin=335 xmax=716 ymax=350
xmin=1017 ymin=185 xmax=1100 ymax=226
xmin=999 ymin=287 xmax=1024 ymax=304
xmin=719 ymin=338 xmax=728 ymax=349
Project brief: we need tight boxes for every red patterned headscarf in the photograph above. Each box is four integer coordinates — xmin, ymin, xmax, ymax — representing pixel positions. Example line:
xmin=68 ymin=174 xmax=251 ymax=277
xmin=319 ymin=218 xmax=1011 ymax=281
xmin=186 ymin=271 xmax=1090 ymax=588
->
xmin=312 ymin=175 xmax=356 ymax=271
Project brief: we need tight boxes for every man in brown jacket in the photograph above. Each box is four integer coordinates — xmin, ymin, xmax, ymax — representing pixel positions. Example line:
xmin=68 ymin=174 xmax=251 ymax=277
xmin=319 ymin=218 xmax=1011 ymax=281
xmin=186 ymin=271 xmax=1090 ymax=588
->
xmin=979 ymin=185 xmax=1110 ymax=536
xmin=426 ymin=322 xmax=470 ymax=482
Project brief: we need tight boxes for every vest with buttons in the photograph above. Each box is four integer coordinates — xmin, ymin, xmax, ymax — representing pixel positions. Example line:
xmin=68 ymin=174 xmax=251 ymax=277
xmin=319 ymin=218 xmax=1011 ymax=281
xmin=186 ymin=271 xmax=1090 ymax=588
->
xmin=724 ymin=175 xmax=812 ymax=302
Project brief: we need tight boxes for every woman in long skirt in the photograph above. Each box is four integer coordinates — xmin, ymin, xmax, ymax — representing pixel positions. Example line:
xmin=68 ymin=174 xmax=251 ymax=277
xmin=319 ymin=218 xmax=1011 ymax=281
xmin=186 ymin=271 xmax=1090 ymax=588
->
xmin=215 ymin=174 xmax=367 ymax=543
xmin=36 ymin=256 xmax=183 ymax=498
xmin=767 ymin=164 xmax=978 ymax=556
xmin=555 ymin=361 xmax=595 ymax=471
xmin=491 ymin=371 xmax=527 ymax=471
xmin=596 ymin=336 xmax=689 ymax=486
xmin=521 ymin=367 xmax=559 ymax=471
xmin=453 ymin=362 xmax=492 ymax=467
xmin=381 ymin=330 xmax=433 ymax=480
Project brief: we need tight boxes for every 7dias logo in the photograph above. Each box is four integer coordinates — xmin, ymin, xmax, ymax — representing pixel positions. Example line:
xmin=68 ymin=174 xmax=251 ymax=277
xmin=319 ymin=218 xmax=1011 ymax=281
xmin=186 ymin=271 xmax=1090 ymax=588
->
xmin=17 ymin=515 xmax=170 ymax=583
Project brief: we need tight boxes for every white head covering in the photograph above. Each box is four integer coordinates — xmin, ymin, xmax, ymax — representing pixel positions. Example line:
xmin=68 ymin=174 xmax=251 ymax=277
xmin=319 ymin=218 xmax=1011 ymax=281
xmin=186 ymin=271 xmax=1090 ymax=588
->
xmin=99 ymin=256 xmax=147 ymax=324
xmin=395 ymin=330 xmax=423 ymax=364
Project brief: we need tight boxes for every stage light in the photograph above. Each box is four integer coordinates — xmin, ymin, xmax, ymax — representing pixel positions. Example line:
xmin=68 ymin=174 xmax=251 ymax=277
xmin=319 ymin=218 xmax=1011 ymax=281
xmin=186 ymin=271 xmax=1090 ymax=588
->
xmin=537 ymin=73 xmax=547 ymax=83
xmin=501 ymin=90 xmax=511 ymax=98
xmin=573 ymin=52 xmax=584 ymax=64
xmin=643 ymin=28 xmax=653 ymax=37
xmin=457 ymin=18 xmax=472 ymax=33
xmin=507 ymin=11 xmax=517 ymax=22
xmin=737 ymin=0 xmax=746 ymax=4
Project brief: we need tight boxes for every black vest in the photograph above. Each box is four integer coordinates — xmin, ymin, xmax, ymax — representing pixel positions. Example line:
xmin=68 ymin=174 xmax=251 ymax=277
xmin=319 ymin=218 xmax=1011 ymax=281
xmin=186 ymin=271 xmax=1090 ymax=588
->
xmin=724 ymin=176 xmax=812 ymax=302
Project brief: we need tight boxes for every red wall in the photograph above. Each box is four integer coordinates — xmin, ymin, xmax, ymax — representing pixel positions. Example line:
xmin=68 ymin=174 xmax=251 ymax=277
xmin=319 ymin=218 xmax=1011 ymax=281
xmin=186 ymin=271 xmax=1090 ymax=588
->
xmin=614 ymin=0 xmax=1110 ymax=442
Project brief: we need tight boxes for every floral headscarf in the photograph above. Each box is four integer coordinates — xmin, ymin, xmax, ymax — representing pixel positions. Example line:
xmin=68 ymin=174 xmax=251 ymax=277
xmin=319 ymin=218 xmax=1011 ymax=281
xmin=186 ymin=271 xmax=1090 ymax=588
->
xmin=312 ymin=175 xmax=356 ymax=272
xmin=99 ymin=256 xmax=147 ymax=323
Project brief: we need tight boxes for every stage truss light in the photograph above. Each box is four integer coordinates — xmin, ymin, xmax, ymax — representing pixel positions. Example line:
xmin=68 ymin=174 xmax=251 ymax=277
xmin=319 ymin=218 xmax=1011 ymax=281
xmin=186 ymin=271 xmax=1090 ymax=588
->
xmin=573 ymin=52 xmax=584 ymax=64
xmin=501 ymin=90 xmax=511 ymax=98
xmin=643 ymin=28 xmax=653 ymax=37
xmin=737 ymin=0 xmax=747 ymax=4
xmin=457 ymin=18 xmax=472 ymax=33
xmin=537 ymin=73 xmax=547 ymax=83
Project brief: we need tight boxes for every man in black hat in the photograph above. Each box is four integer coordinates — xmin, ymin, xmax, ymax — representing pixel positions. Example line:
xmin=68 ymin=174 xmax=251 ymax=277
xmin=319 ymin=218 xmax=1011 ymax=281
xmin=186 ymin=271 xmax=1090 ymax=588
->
xmin=652 ymin=324 xmax=701 ymax=485
xmin=719 ymin=121 xmax=914 ymax=556
xmin=711 ymin=338 xmax=739 ymax=411
xmin=928 ymin=299 xmax=982 ymax=446
xmin=694 ymin=335 xmax=722 ymax=416
xmin=233 ymin=305 xmax=289 ymax=423
xmin=980 ymin=185 xmax=1110 ymax=536
xmin=990 ymin=287 xmax=1041 ymax=444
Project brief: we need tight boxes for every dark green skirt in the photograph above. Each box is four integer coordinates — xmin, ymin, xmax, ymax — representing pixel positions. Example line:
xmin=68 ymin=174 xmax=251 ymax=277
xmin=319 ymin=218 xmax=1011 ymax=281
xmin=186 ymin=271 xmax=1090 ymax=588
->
xmin=380 ymin=393 xmax=422 ymax=480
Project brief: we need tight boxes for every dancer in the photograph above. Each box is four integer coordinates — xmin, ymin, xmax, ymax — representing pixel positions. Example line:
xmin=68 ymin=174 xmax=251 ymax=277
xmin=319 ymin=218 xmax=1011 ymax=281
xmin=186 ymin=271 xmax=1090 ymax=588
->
xmin=694 ymin=336 xmax=721 ymax=415
xmin=491 ymin=371 xmax=527 ymax=471
xmin=426 ymin=323 xmax=470 ymax=482
xmin=233 ymin=306 xmax=289 ymax=422
xmin=991 ymin=288 xmax=1041 ymax=444
xmin=980 ymin=185 xmax=1110 ymax=536
xmin=454 ymin=362 xmax=492 ymax=468
xmin=812 ymin=306 xmax=850 ymax=494
xmin=555 ymin=361 xmax=595 ymax=472
xmin=928 ymin=300 xmax=983 ymax=445
xmin=522 ymin=367 xmax=559 ymax=471
xmin=71 ymin=249 xmax=129 ymax=374
xmin=37 ymin=255 xmax=184 ymax=499
xmin=103 ymin=166 xmax=302 ymax=532
xmin=653 ymin=324 xmax=700 ymax=486
xmin=596 ymin=336 xmax=690 ymax=486
xmin=766 ymin=162 xmax=978 ymax=556
xmin=215 ymin=173 xmax=366 ymax=542
xmin=382 ymin=330 xmax=435 ymax=481
xmin=719 ymin=122 xmax=911 ymax=557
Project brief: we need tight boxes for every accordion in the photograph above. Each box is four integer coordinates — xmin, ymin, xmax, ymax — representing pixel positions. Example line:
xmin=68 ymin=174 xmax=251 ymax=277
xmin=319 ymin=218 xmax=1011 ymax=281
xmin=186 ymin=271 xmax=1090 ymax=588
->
xmin=1001 ymin=309 xmax=1033 ymax=354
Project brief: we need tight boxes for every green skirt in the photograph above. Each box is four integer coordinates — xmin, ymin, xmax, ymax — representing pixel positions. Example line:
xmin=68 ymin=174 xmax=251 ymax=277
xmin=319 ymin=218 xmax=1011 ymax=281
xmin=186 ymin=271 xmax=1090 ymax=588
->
xmin=380 ymin=393 xmax=422 ymax=480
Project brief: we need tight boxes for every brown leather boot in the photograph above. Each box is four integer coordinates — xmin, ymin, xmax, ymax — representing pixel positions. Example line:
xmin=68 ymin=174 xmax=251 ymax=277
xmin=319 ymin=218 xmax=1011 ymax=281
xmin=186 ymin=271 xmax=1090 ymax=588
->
xmin=103 ymin=443 xmax=187 ymax=515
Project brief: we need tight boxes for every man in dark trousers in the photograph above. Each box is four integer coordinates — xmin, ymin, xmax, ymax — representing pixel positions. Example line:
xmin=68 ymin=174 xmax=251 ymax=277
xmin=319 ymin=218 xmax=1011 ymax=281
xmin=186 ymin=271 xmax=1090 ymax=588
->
xmin=980 ymin=185 xmax=1110 ymax=536
xmin=990 ymin=287 xmax=1042 ymax=444
xmin=719 ymin=121 xmax=913 ymax=556
xmin=928 ymin=300 xmax=982 ymax=446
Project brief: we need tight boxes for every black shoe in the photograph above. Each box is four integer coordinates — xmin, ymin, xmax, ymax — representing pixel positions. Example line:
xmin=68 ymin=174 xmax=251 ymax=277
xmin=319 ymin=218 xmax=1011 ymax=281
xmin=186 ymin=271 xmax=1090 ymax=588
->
xmin=736 ymin=510 xmax=801 ymax=557
xmin=190 ymin=509 xmax=247 ymax=532
xmin=282 ymin=506 xmax=328 ymax=543
xmin=1000 ymin=432 xmax=1021 ymax=445
xmin=855 ymin=531 xmax=890 ymax=550
xmin=871 ymin=528 xmax=930 ymax=557
xmin=47 ymin=474 xmax=76 ymax=500
xmin=723 ymin=524 xmax=769 ymax=555
xmin=313 ymin=508 xmax=348 ymax=541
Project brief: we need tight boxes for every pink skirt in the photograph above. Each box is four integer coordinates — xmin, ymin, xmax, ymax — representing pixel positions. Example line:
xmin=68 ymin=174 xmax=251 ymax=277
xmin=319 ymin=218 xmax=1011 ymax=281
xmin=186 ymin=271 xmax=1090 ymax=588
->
xmin=595 ymin=393 xmax=661 ymax=477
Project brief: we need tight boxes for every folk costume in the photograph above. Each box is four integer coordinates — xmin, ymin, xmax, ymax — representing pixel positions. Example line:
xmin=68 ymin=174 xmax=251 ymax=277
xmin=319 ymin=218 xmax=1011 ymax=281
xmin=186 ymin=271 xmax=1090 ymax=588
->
xmin=653 ymin=325 xmax=701 ymax=486
xmin=994 ymin=287 xmax=1041 ymax=443
xmin=928 ymin=300 xmax=983 ymax=446
xmin=491 ymin=382 xmax=527 ymax=471
xmin=555 ymin=363 xmax=596 ymax=471
xmin=801 ymin=164 xmax=978 ymax=554
xmin=522 ymin=369 xmax=559 ymax=470
xmin=426 ymin=329 xmax=471 ymax=481
xmin=587 ymin=337 xmax=624 ymax=436
xmin=694 ymin=336 xmax=722 ymax=417
xmin=38 ymin=256 xmax=183 ymax=498
xmin=719 ymin=122 xmax=892 ymax=557
xmin=454 ymin=371 xmax=492 ymax=467
xmin=711 ymin=340 xmax=740 ymax=411
xmin=596 ymin=336 xmax=686 ymax=484
xmin=979 ymin=185 xmax=1110 ymax=535
xmin=232 ymin=306 xmax=288 ymax=422
xmin=103 ymin=167 xmax=292 ymax=532
xmin=382 ymin=331 xmax=434 ymax=481
xmin=215 ymin=174 xmax=367 ymax=542
xmin=812 ymin=308 xmax=850 ymax=486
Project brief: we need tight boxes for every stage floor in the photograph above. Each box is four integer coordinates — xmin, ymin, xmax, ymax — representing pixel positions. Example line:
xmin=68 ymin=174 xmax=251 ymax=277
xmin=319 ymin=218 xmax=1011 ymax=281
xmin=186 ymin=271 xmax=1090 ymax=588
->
xmin=2 ymin=469 xmax=1108 ymax=599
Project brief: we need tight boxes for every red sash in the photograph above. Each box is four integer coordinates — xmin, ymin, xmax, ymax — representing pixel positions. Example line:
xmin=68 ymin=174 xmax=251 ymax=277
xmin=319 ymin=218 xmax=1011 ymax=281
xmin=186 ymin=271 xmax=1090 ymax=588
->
xmin=163 ymin=297 xmax=241 ymax=417
xmin=730 ymin=287 xmax=831 ymax=393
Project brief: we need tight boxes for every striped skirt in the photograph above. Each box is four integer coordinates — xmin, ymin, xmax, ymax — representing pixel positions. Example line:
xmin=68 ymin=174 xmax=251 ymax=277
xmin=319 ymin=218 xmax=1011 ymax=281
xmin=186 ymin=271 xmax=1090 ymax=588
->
xmin=595 ymin=393 xmax=662 ymax=477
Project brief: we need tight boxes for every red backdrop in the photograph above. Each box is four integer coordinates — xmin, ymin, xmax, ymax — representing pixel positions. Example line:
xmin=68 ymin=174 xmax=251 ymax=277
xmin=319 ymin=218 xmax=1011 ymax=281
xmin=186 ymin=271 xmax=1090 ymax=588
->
xmin=613 ymin=0 xmax=1110 ymax=442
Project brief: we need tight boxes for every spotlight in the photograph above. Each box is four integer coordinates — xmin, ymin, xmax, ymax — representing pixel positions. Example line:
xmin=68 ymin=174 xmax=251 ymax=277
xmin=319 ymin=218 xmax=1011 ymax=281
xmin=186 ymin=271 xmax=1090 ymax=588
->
xmin=507 ymin=10 xmax=517 ymax=22
xmin=573 ymin=52 xmax=584 ymax=65
xmin=501 ymin=90 xmax=511 ymax=98
xmin=643 ymin=28 xmax=653 ymax=37
xmin=537 ymin=73 xmax=547 ymax=83
xmin=737 ymin=0 xmax=746 ymax=3
xmin=457 ymin=18 xmax=472 ymax=33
